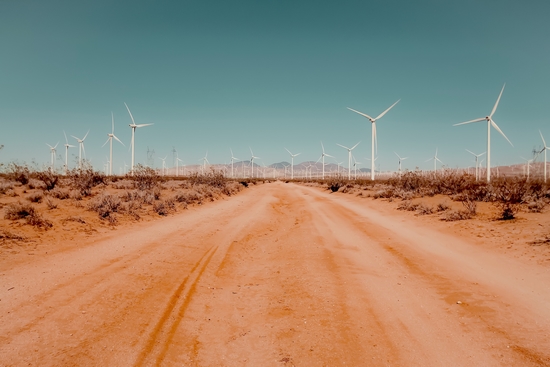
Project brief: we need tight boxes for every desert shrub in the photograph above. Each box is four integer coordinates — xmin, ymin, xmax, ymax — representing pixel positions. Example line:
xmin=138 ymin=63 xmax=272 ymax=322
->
xmin=49 ymin=187 xmax=70 ymax=200
xmin=0 ymin=180 xmax=14 ymax=195
xmin=4 ymin=202 xmax=52 ymax=228
xmin=26 ymin=192 xmax=43 ymax=203
xmin=491 ymin=178 xmax=528 ymax=220
xmin=27 ymin=178 xmax=46 ymax=190
xmin=442 ymin=209 xmax=472 ymax=221
xmin=153 ymin=201 xmax=168 ymax=215
xmin=188 ymin=171 xmax=227 ymax=188
xmin=88 ymin=193 xmax=121 ymax=219
xmin=0 ymin=229 xmax=25 ymax=241
xmin=35 ymin=170 xmax=59 ymax=191
xmin=397 ymin=200 xmax=419 ymax=211
xmin=69 ymin=189 xmax=83 ymax=201
xmin=327 ymin=176 xmax=347 ymax=193
xmin=131 ymin=165 xmax=160 ymax=190
xmin=416 ymin=203 xmax=434 ymax=215
xmin=6 ymin=163 xmax=31 ymax=185
xmin=527 ymin=199 xmax=546 ymax=213
xmin=67 ymin=167 xmax=105 ymax=196
xmin=222 ymin=181 xmax=243 ymax=196
xmin=152 ymin=187 xmax=162 ymax=200
xmin=111 ymin=179 xmax=134 ymax=190
xmin=45 ymin=197 xmax=58 ymax=209
xmin=437 ymin=201 xmax=451 ymax=212
xmin=62 ymin=216 xmax=86 ymax=224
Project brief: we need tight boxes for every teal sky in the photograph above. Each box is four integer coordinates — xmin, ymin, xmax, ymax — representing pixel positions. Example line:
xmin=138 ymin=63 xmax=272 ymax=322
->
xmin=1 ymin=0 xmax=549 ymax=173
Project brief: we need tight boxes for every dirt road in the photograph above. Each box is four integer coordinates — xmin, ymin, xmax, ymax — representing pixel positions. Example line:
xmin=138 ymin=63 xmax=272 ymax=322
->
xmin=1 ymin=182 xmax=549 ymax=366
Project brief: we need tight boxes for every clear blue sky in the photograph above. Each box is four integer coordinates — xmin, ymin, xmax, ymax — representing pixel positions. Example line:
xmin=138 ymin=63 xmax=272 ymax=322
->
xmin=1 ymin=0 xmax=549 ymax=173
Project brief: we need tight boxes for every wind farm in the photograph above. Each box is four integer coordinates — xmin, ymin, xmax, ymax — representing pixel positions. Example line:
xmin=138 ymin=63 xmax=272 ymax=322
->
xmin=2 ymin=1 xmax=550 ymax=366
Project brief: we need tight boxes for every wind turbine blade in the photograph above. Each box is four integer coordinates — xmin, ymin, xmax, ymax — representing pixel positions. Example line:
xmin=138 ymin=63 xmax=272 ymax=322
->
xmin=46 ymin=143 xmax=53 ymax=149
xmin=68 ymin=144 xmax=76 ymax=148
xmin=124 ymin=102 xmax=136 ymax=126
xmin=336 ymin=143 xmax=350 ymax=150
xmin=82 ymin=130 xmax=90 ymax=141
xmin=102 ymin=138 xmax=110 ymax=147
xmin=490 ymin=83 xmax=506 ymax=118
xmin=113 ymin=134 xmax=125 ymax=146
xmin=321 ymin=141 xmax=325 ymax=153
xmin=465 ymin=149 xmax=476 ymax=156
xmin=136 ymin=123 xmax=153 ymax=128
xmin=71 ymin=135 xmax=79 ymax=141
xmin=454 ymin=117 xmax=486 ymax=126
xmin=540 ymin=130 xmax=547 ymax=147
xmin=111 ymin=112 xmax=115 ymax=134
xmin=285 ymin=148 xmax=292 ymax=155
xmin=425 ymin=158 xmax=433 ymax=162
xmin=402 ymin=157 xmax=409 ymax=160
xmin=394 ymin=152 xmax=401 ymax=159
xmin=350 ymin=141 xmax=361 ymax=150
xmin=436 ymin=157 xmax=443 ymax=164
xmin=347 ymin=107 xmax=374 ymax=120
xmin=490 ymin=118 xmax=513 ymax=147
xmin=325 ymin=153 xmax=334 ymax=158
xmin=375 ymin=99 xmax=400 ymax=120
xmin=64 ymin=130 xmax=69 ymax=144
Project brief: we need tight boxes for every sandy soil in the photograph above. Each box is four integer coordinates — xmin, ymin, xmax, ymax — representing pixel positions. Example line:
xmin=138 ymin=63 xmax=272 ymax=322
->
xmin=1 ymin=181 xmax=550 ymax=366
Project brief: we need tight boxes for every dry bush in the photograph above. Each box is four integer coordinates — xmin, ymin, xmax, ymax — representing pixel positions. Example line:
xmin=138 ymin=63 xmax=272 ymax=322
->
xmin=49 ymin=187 xmax=70 ymax=200
xmin=0 ymin=229 xmax=26 ymax=241
xmin=442 ymin=209 xmax=472 ymax=221
xmin=6 ymin=163 xmax=31 ymax=185
xmin=26 ymin=191 xmax=43 ymax=203
xmin=0 ymin=180 xmax=15 ymax=194
xmin=67 ymin=167 xmax=105 ymax=197
xmin=111 ymin=179 xmax=134 ymax=190
xmin=491 ymin=178 xmax=528 ymax=220
xmin=153 ymin=201 xmax=168 ymax=215
xmin=4 ymin=202 xmax=52 ymax=228
xmin=397 ymin=200 xmax=419 ymax=211
xmin=130 ymin=165 xmax=160 ymax=190
xmin=527 ymin=199 xmax=545 ymax=213
xmin=69 ymin=189 xmax=83 ymax=201
xmin=27 ymin=178 xmax=46 ymax=190
xmin=437 ymin=201 xmax=451 ymax=212
xmin=88 ymin=193 xmax=121 ymax=219
xmin=45 ymin=198 xmax=58 ymax=209
xmin=327 ymin=175 xmax=347 ymax=193
xmin=35 ymin=170 xmax=59 ymax=191
xmin=416 ymin=203 xmax=434 ymax=215
xmin=62 ymin=216 xmax=86 ymax=224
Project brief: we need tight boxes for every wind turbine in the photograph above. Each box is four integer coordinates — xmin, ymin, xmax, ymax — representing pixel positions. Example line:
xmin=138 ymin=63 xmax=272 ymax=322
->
xmin=521 ymin=156 xmax=532 ymax=180
xmin=539 ymin=130 xmax=548 ymax=183
xmin=46 ymin=142 xmax=59 ymax=171
xmin=319 ymin=142 xmax=333 ymax=180
xmin=102 ymin=112 xmax=125 ymax=176
xmin=62 ymin=131 xmax=75 ymax=174
xmin=347 ymin=99 xmax=400 ymax=180
xmin=176 ymin=157 xmax=183 ymax=176
xmin=71 ymin=130 xmax=89 ymax=170
xmin=250 ymin=148 xmax=260 ymax=178
xmin=394 ymin=152 xmax=408 ymax=175
xmin=200 ymin=151 xmax=209 ymax=174
xmin=336 ymin=142 xmax=360 ymax=180
xmin=465 ymin=149 xmax=486 ymax=181
xmin=285 ymin=148 xmax=300 ymax=180
xmin=230 ymin=148 xmax=239 ymax=178
xmin=454 ymin=84 xmax=513 ymax=182
xmin=426 ymin=148 xmax=443 ymax=172
xmin=158 ymin=155 xmax=167 ymax=176
xmin=125 ymin=102 xmax=153 ymax=175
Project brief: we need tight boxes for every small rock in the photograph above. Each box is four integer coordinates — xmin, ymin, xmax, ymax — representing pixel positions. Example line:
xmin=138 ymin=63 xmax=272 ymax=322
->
xmin=456 ymin=301 xmax=462 ymax=304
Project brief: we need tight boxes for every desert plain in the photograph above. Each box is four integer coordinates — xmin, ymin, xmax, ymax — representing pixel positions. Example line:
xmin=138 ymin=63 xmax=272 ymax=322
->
xmin=1 ymin=174 xmax=550 ymax=366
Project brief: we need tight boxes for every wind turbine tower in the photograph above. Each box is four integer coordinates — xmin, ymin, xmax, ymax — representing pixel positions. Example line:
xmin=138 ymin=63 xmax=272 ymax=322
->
xmin=103 ymin=112 xmax=125 ymax=175
xmin=347 ymin=99 xmax=400 ymax=180
xmin=125 ymin=102 xmax=153 ymax=175
xmin=285 ymin=148 xmax=301 ymax=180
xmin=454 ymin=84 xmax=513 ymax=182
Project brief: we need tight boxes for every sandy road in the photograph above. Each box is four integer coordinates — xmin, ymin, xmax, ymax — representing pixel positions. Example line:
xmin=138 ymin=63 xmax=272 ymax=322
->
xmin=1 ymin=181 xmax=549 ymax=366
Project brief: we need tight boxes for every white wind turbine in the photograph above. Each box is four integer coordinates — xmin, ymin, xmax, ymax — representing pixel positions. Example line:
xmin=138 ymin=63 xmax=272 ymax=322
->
xmin=230 ymin=148 xmax=239 ymax=178
xmin=319 ymin=142 xmax=333 ymax=180
xmin=454 ymin=84 xmax=513 ymax=182
xmin=176 ymin=157 xmax=183 ymax=176
xmin=125 ymin=102 xmax=153 ymax=175
xmin=46 ymin=142 xmax=59 ymax=171
xmin=158 ymin=156 xmax=167 ymax=176
xmin=102 ymin=112 xmax=125 ymax=176
xmin=465 ymin=149 xmax=486 ymax=181
xmin=353 ymin=156 xmax=361 ymax=179
xmin=539 ymin=130 xmax=548 ymax=183
xmin=71 ymin=130 xmax=89 ymax=170
xmin=521 ymin=156 xmax=532 ymax=180
xmin=426 ymin=148 xmax=443 ymax=172
xmin=348 ymin=99 xmax=400 ymax=180
xmin=200 ymin=151 xmax=209 ymax=174
xmin=63 ymin=131 xmax=75 ymax=174
xmin=336 ymin=142 xmax=360 ymax=180
xmin=394 ymin=152 xmax=408 ymax=175
xmin=250 ymin=148 xmax=260 ymax=178
xmin=285 ymin=148 xmax=301 ymax=180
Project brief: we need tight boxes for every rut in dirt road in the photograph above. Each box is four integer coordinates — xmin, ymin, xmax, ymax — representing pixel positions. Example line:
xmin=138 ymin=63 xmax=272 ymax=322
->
xmin=1 ymin=182 xmax=549 ymax=366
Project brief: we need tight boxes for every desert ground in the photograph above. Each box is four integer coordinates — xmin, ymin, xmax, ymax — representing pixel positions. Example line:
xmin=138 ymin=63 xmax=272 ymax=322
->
xmin=1 ymin=179 xmax=550 ymax=366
